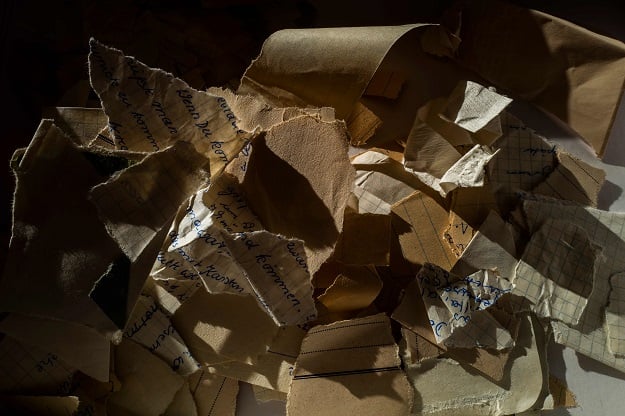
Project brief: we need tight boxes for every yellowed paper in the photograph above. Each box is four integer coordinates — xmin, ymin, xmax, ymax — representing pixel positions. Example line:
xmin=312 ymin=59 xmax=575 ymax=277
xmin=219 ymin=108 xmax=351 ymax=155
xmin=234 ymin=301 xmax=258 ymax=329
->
xmin=252 ymin=385 xmax=287 ymax=403
xmin=42 ymin=106 xmax=109 ymax=147
xmin=89 ymin=39 xmax=250 ymax=175
xmin=438 ymin=144 xmax=497 ymax=196
xmin=188 ymin=370 xmax=239 ymax=416
xmin=107 ymin=339 xmax=184 ymax=416
xmin=332 ymin=212 xmax=391 ymax=266
xmin=287 ymin=314 xmax=413 ymax=416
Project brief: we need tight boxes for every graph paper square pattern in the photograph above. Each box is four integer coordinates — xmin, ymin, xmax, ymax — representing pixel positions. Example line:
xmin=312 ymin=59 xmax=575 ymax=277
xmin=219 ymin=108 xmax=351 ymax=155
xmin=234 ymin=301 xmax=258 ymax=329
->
xmin=523 ymin=199 xmax=625 ymax=372
xmin=514 ymin=218 xmax=597 ymax=327
xmin=606 ymin=272 xmax=625 ymax=357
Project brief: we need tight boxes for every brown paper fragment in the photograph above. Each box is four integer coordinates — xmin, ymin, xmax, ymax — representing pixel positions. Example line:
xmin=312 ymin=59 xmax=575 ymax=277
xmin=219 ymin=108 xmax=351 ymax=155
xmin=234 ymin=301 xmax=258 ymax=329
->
xmin=42 ymin=107 xmax=109 ymax=147
xmin=400 ymin=327 xmax=444 ymax=364
xmin=287 ymin=314 xmax=413 ymax=416
xmin=364 ymin=70 xmax=405 ymax=99
xmin=443 ymin=210 xmax=477 ymax=258
xmin=240 ymin=116 xmax=355 ymax=275
xmin=164 ymin=381 xmax=198 ymax=416
xmin=391 ymin=191 xmax=456 ymax=271
xmin=533 ymin=151 xmax=606 ymax=207
xmin=0 ymin=120 xmax=123 ymax=336
xmin=172 ymin=289 xmax=278 ymax=366
xmin=89 ymin=39 xmax=250 ymax=175
xmin=446 ymin=0 xmax=625 ymax=155
xmin=108 ymin=339 xmax=184 ymax=416
xmin=188 ymin=371 xmax=239 ymax=416
xmin=316 ymin=267 xmax=382 ymax=323
xmin=346 ymin=101 xmax=383 ymax=146
xmin=403 ymin=119 xmax=462 ymax=179
xmin=333 ymin=212 xmax=391 ymax=266
xmin=606 ymin=272 xmax=625 ymax=357
xmin=0 ymin=313 xmax=110 ymax=383
xmin=252 ymin=385 xmax=287 ymax=403
xmin=90 ymin=140 xmax=210 ymax=262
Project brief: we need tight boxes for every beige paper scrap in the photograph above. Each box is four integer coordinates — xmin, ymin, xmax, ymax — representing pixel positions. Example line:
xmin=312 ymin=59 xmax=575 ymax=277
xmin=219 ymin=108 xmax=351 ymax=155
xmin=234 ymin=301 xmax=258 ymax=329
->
xmin=89 ymin=39 xmax=250 ymax=175
xmin=533 ymin=151 xmax=606 ymax=207
xmin=404 ymin=314 xmax=545 ymax=415
xmin=123 ymin=294 xmax=199 ymax=375
xmin=0 ymin=334 xmax=75 ymax=396
xmin=0 ymin=120 xmax=123 ymax=336
xmin=164 ymin=380 xmax=198 ymax=416
xmin=0 ymin=314 xmax=110 ymax=382
xmin=143 ymin=277 xmax=204 ymax=315
xmin=107 ymin=339 xmax=185 ymax=416
xmin=90 ymin=140 xmax=210 ymax=262
xmin=391 ymin=191 xmax=456 ymax=271
xmin=332 ymin=212 xmax=391 ymax=266
xmin=416 ymin=264 xmax=514 ymax=349
xmin=42 ymin=106 xmax=109 ymax=147
xmin=439 ymin=144 xmax=497 ymax=196
xmin=240 ymin=116 xmax=355 ymax=276
xmin=172 ymin=289 xmax=278 ymax=366
xmin=287 ymin=314 xmax=413 ymax=416
xmin=441 ymin=80 xmax=512 ymax=134
xmin=253 ymin=385 xmax=287 ymax=403
xmin=188 ymin=370 xmax=239 ymax=416
xmin=523 ymin=199 xmax=625 ymax=372
xmin=514 ymin=218 xmax=598 ymax=326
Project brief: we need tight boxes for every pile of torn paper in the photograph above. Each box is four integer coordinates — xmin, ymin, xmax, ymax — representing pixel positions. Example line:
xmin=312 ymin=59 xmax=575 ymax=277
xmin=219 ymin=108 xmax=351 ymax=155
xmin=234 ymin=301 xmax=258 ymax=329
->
xmin=1 ymin=0 xmax=625 ymax=415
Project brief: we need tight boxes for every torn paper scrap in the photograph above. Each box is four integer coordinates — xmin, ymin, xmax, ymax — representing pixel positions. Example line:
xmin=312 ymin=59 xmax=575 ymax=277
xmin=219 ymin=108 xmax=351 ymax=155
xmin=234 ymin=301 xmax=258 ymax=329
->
xmin=253 ymin=385 xmax=287 ymax=403
xmin=532 ymin=151 xmax=606 ymax=207
xmin=287 ymin=314 xmax=413 ymax=416
xmin=89 ymin=39 xmax=250 ymax=175
xmin=90 ymin=140 xmax=210 ymax=262
xmin=188 ymin=371 xmax=239 ymax=416
xmin=391 ymin=191 xmax=456 ymax=271
xmin=107 ymin=339 xmax=184 ymax=416
xmin=123 ymin=294 xmax=199 ymax=375
xmin=332 ymin=212 xmax=391 ymax=266
xmin=514 ymin=218 xmax=598 ymax=326
xmin=172 ymin=289 xmax=278 ymax=366
xmin=438 ymin=144 xmax=497 ymax=196
xmin=440 ymin=80 xmax=512 ymax=134
xmin=417 ymin=264 xmax=515 ymax=349
xmin=0 ymin=313 xmax=110 ymax=382
xmin=403 ymin=314 xmax=545 ymax=415
xmin=522 ymin=199 xmax=625 ymax=371
xmin=606 ymin=272 xmax=625 ymax=358
xmin=0 ymin=120 xmax=124 ymax=336
xmin=164 ymin=380 xmax=198 ymax=416
xmin=42 ymin=106 xmax=109 ymax=147
xmin=240 ymin=116 xmax=355 ymax=275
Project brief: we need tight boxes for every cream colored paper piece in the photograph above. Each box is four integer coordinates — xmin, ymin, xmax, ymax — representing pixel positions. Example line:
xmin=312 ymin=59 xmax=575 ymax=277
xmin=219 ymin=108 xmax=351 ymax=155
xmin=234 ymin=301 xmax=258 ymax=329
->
xmin=207 ymin=325 xmax=306 ymax=393
xmin=240 ymin=116 xmax=355 ymax=276
xmin=532 ymin=151 xmax=606 ymax=207
xmin=224 ymin=231 xmax=317 ymax=326
xmin=451 ymin=210 xmax=518 ymax=281
xmin=172 ymin=289 xmax=278 ymax=366
xmin=513 ymin=218 xmax=598 ymax=326
xmin=287 ymin=314 xmax=413 ymax=416
xmin=0 ymin=313 xmax=110 ymax=382
xmin=0 ymin=334 xmax=75 ymax=395
xmin=438 ymin=144 xmax=497 ymax=196
xmin=188 ymin=370 xmax=239 ymax=416
xmin=123 ymin=294 xmax=199 ymax=375
xmin=0 ymin=120 xmax=123 ymax=337
xmin=143 ymin=277 xmax=204 ymax=315
xmin=107 ymin=339 xmax=185 ymax=416
xmin=89 ymin=39 xmax=250 ymax=175
xmin=417 ymin=264 xmax=514 ymax=349
xmin=522 ymin=199 xmax=625 ymax=371
xmin=441 ymin=80 xmax=512 ymax=133
xmin=42 ymin=106 xmax=109 ymax=147
xmin=90 ymin=140 xmax=210 ymax=262
xmin=606 ymin=272 xmax=625 ymax=357
xmin=391 ymin=191 xmax=456 ymax=271
xmin=404 ymin=314 xmax=545 ymax=415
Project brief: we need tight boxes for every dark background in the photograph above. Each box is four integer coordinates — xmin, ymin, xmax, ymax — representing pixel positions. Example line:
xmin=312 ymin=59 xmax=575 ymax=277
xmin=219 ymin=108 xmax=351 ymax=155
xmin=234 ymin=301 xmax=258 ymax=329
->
xmin=0 ymin=0 xmax=624 ymax=269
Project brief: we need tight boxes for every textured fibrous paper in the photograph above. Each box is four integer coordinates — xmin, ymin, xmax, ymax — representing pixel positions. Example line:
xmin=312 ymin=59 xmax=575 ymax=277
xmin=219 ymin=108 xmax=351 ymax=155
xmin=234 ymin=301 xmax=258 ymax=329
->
xmin=287 ymin=314 xmax=413 ymax=416
xmin=187 ymin=371 xmax=239 ymax=416
xmin=606 ymin=272 xmax=625 ymax=357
